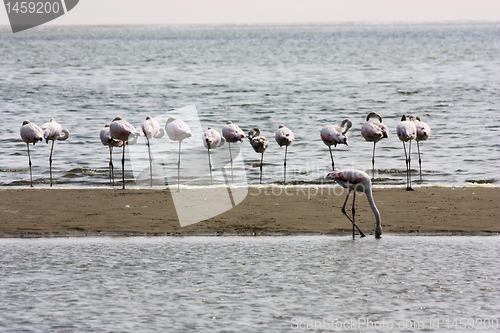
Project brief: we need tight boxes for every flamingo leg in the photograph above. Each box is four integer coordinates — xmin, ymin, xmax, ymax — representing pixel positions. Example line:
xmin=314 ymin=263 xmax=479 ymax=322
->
xmin=352 ymin=191 xmax=356 ymax=239
xmin=260 ymin=153 xmax=264 ymax=184
xmin=340 ymin=190 xmax=366 ymax=238
xmin=228 ymin=142 xmax=233 ymax=182
xmin=408 ymin=140 xmax=414 ymax=190
xmin=417 ymin=141 xmax=422 ymax=181
xmin=122 ymin=143 xmax=126 ymax=190
xmin=109 ymin=146 xmax=114 ymax=186
xmin=177 ymin=141 xmax=181 ymax=192
xmin=284 ymin=146 xmax=288 ymax=184
xmin=329 ymin=146 xmax=335 ymax=171
xmin=27 ymin=143 xmax=33 ymax=187
xmin=372 ymin=142 xmax=376 ymax=178
xmin=208 ymin=148 xmax=213 ymax=185
xmin=146 ymin=137 xmax=153 ymax=187
xmin=403 ymin=142 xmax=409 ymax=190
xmin=49 ymin=140 xmax=55 ymax=187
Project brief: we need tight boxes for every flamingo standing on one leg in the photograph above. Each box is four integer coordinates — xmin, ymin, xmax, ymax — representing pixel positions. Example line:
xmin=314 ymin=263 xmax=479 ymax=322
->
xmin=248 ymin=128 xmax=269 ymax=184
xmin=361 ymin=112 xmax=389 ymax=178
xmin=20 ymin=120 xmax=44 ymax=187
xmin=142 ymin=116 xmax=165 ymax=187
xmin=326 ymin=169 xmax=382 ymax=239
xmin=41 ymin=118 xmax=70 ymax=187
xmin=100 ymin=124 xmax=124 ymax=186
xmin=165 ymin=117 xmax=191 ymax=192
xmin=320 ymin=119 xmax=352 ymax=171
xmin=397 ymin=115 xmax=416 ymax=191
xmin=275 ymin=125 xmax=294 ymax=184
xmin=410 ymin=115 xmax=431 ymax=181
xmin=202 ymin=127 xmax=225 ymax=185
xmin=221 ymin=121 xmax=245 ymax=180
xmin=109 ymin=117 xmax=140 ymax=190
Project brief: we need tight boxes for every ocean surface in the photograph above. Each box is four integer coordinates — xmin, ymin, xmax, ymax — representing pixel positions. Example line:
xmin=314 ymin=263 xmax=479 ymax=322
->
xmin=1 ymin=23 xmax=499 ymax=188
xmin=0 ymin=236 xmax=498 ymax=332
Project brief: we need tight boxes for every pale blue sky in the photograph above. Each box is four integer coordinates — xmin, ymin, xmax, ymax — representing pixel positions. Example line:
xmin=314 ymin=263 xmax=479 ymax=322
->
xmin=1 ymin=0 xmax=499 ymax=26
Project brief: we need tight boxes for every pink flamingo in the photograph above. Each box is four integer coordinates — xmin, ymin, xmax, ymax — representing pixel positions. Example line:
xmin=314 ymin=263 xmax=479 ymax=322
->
xmin=320 ymin=119 xmax=352 ymax=170
xmin=248 ymin=128 xmax=269 ymax=184
xmin=202 ymin=127 xmax=225 ymax=185
xmin=41 ymin=118 xmax=70 ymax=187
xmin=397 ymin=115 xmax=417 ymax=190
xmin=326 ymin=169 xmax=382 ymax=239
xmin=165 ymin=117 xmax=191 ymax=191
xmin=410 ymin=115 xmax=431 ymax=180
xmin=20 ymin=120 xmax=44 ymax=187
xmin=221 ymin=121 xmax=245 ymax=177
xmin=100 ymin=124 xmax=124 ymax=186
xmin=361 ymin=112 xmax=389 ymax=178
xmin=142 ymin=116 xmax=165 ymax=187
xmin=109 ymin=117 xmax=140 ymax=189
xmin=275 ymin=125 xmax=294 ymax=184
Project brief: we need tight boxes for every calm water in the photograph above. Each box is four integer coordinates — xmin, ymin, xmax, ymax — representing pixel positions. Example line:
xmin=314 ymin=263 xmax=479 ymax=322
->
xmin=0 ymin=23 xmax=499 ymax=187
xmin=0 ymin=236 xmax=498 ymax=332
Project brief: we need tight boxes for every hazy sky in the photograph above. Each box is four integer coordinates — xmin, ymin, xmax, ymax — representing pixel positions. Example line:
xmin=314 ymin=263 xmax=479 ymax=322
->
xmin=1 ymin=0 xmax=499 ymax=26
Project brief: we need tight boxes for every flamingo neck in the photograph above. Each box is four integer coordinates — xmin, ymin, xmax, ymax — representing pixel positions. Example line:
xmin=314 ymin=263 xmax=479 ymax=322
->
xmin=366 ymin=188 xmax=382 ymax=237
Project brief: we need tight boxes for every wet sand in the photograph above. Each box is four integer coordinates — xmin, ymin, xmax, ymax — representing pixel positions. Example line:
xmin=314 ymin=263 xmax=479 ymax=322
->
xmin=0 ymin=187 xmax=498 ymax=237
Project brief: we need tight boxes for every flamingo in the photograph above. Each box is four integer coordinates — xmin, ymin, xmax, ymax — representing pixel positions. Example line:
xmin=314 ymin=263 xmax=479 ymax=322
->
xmin=326 ymin=169 xmax=382 ymax=239
xmin=320 ymin=119 xmax=352 ymax=171
xmin=361 ymin=112 xmax=389 ymax=178
xmin=100 ymin=124 xmax=124 ymax=186
xmin=20 ymin=120 xmax=44 ymax=187
xmin=109 ymin=117 xmax=140 ymax=190
xmin=221 ymin=121 xmax=245 ymax=179
xmin=165 ymin=116 xmax=191 ymax=191
xmin=142 ymin=116 xmax=165 ymax=187
xmin=275 ymin=125 xmax=294 ymax=184
xmin=410 ymin=115 xmax=431 ymax=180
xmin=41 ymin=118 xmax=70 ymax=187
xmin=248 ymin=128 xmax=269 ymax=184
xmin=397 ymin=115 xmax=417 ymax=190
xmin=202 ymin=127 xmax=225 ymax=185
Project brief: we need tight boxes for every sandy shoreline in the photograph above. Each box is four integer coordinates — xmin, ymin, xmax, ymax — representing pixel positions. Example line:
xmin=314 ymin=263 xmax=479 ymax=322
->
xmin=0 ymin=187 xmax=498 ymax=238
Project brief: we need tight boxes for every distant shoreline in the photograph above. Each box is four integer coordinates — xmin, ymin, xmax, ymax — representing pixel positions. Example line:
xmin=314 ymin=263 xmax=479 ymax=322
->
xmin=1 ymin=187 xmax=498 ymax=238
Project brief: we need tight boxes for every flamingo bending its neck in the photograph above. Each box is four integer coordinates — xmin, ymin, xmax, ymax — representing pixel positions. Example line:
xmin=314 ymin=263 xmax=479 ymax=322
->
xmin=142 ymin=116 xmax=165 ymax=187
xmin=41 ymin=118 xmax=70 ymax=187
xmin=361 ymin=112 xmax=389 ymax=178
xmin=20 ymin=120 xmax=44 ymax=187
xmin=275 ymin=125 xmax=294 ymax=184
xmin=100 ymin=124 xmax=124 ymax=186
xmin=248 ymin=128 xmax=268 ymax=184
xmin=109 ymin=117 xmax=140 ymax=190
xmin=397 ymin=115 xmax=417 ymax=191
xmin=165 ymin=116 xmax=191 ymax=191
xmin=320 ymin=119 xmax=352 ymax=171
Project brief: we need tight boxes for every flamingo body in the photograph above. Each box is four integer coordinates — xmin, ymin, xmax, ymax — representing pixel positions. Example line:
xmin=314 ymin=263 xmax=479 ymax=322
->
xmin=222 ymin=121 xmax=245 ymax=143
xmin=203 ymin=127 xmax=225 ymax=150
xmin=326 ymin=169 xmax=382 ymax=239
xmin=142 ymin=116 xmax=165 ymax=140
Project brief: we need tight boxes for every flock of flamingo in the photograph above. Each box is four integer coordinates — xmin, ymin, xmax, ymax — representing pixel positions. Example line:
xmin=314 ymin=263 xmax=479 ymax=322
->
xmin=20 ymin=112 xmax=430 ymax=239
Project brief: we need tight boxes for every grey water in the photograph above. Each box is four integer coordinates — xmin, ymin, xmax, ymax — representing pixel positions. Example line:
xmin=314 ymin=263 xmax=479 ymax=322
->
xmin=0 ymin=236 xmax=498 ymax=332
xmin=1 ymin=23 xmax=499 ymax=187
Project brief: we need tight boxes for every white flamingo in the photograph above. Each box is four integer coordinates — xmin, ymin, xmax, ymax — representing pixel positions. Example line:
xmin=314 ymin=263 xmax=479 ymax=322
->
xmin=165 ymin=116 xmax=191 ymax=191
xmin=221 ymin=121 xmax=245 ymax=178
xmin=248 ymin=128 xmax=269 ymax=184
xmin=397 ymin=115 xmax=417 ymax=190
xmin=326 ymin=169 xmax=382 ymax=239
xmin=100 ymin=124 xmax=124 ymax=186
xmin=202 ymin=127 xmax=225 ymax=185
xmin=20 ymin=120 xmax=44 ymax=187
xmin=361 ymin=112 xmax=389 ymax=178
xmin=142 ymin=116 xmax=165 ymax=187
xmin=320 ymin=119 xmax=352 ymax=171
xmin=410 ymin=115 xmax=431 ymax=180
xmin=109 ymin=117 xmax=140 ymax=190
xmin=41 ymin=118 xmax=70 ymax=187
xmin=275 ymin=125 xmax=294 ymax=184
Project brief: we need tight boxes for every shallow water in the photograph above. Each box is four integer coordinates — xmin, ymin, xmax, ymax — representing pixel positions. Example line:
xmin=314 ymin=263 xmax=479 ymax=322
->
xmin=1 ymin=23 xmax=499 ymax=188
xmin=0 ymin=236 xmax=498 ymax=332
